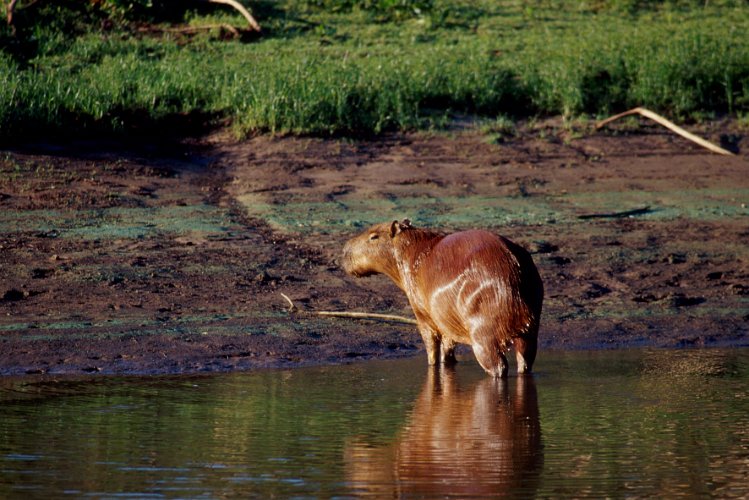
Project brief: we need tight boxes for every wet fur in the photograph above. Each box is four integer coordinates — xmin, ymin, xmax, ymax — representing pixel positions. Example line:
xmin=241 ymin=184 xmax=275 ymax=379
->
xmin=342 ymin=221 xmax=543 ymax=378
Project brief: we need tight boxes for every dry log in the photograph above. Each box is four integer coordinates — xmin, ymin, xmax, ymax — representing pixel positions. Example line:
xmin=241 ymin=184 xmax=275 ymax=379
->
xmin=206 ymin=0 xmax=261 ymax=32
xmin=596 ymin=107 xmax=734 ymax=156
xmin=7 ymin=1 xmax=259 ymax=34
xmin=316 ymin=311 xmax=418 ymax=325
xmin=6 ymin=0 xmax=19 ymax=28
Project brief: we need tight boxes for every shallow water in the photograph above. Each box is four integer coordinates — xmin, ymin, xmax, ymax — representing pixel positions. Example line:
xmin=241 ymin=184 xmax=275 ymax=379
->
xmin=1 ymin=348 xmax=747 ymax=498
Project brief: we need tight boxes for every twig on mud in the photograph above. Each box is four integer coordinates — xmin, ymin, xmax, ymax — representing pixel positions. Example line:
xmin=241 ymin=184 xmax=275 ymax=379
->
xmin=596 ymin=107 xmax=734 ymax=156
xmin=280 ymin=292 xmax=296 ymax=312
xmin=280 ymin=294 xmax=417 ymax=325
xmin=578 ymin=205 xmax=653 ymax=220
xmin=316 ymin=311 xmax=418 ymax=325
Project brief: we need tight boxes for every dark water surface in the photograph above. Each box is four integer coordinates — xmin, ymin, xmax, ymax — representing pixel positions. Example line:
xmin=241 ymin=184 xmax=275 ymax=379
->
xmin=1 ymin=348 xmax=747 ymax=498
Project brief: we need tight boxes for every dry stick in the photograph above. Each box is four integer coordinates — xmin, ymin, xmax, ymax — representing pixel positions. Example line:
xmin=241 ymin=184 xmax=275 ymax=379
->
xmin=280 ymin=294 xmax=417 ymax=325
xmin=280 ymin=292 xmax=296 ymax=312
xmin=596 ymin=107 xmax=734 ymax=156
xmin=206 ymin=0 xmax=261 ymax=32
xmin=316 ymin=311 xmax=418 ymax=325
xmin=4 ymin=0 xmax=259 ymax=33
xmin=6 ymin=0 xmax=19 ymax=28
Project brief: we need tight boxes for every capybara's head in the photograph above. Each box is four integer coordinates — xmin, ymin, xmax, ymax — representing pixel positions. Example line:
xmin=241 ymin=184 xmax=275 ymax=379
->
xmin=342 ymin=219 xmax=412 ymax=278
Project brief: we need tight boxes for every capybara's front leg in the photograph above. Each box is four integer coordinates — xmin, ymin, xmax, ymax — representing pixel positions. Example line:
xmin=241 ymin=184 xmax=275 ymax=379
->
xmin=415 ymin=321 xmax=441 ymax=366
xmin=424 ymin=336 xmax=440 ymax=366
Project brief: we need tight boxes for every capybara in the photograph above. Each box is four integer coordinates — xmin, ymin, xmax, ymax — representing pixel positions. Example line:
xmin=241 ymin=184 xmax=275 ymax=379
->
xmin=342 ymin=220 xmax=543 ymax=377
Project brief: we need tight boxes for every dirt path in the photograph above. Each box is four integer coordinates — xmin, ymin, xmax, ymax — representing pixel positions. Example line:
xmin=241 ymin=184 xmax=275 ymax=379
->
xmin=1 ymin=122 xmax=748 ymax=375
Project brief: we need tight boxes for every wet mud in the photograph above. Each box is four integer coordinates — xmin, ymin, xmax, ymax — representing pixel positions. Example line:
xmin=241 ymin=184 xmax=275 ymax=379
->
xmin=1 ymin=121 xmax=748 ymax=375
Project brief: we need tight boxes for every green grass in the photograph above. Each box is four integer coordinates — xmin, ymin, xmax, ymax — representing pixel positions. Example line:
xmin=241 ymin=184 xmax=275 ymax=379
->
xmin=2 ymin=1 xmax=749 ymax=138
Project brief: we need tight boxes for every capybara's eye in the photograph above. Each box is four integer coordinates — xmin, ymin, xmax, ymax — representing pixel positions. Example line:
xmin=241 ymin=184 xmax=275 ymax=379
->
xmin=369 ymin=233 xmax=379 ymax=241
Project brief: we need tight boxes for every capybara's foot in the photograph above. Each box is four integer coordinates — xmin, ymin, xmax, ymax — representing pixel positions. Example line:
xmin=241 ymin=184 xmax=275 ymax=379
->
xmin=514 ymin=336 xmax=537 ymax=374
xmin=516 ymin=351 xmax=531 ymax=374
xmin=490 ymin=363 xmax=509 ymax=379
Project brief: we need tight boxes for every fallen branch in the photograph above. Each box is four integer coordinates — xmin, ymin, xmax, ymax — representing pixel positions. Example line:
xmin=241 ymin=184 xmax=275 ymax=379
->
xmin=6 ymin=0 xmax=19 ymax=31
xmin=280 ymin=292 xmax=296 ymax=312
xmin=205 ymin=0 xmax=261 ymax=32
xmin=280 ymin=294 xmax=417 ymax=325
xmin=6 ymin=0 xmax=42 ymax=29
xmin=316 ymin=311 xmax=418 ymax=325
xmin=596 ymin=107 xmax=734 ymax=156
xmin=578 ymin=205 xmax=652 ymax=220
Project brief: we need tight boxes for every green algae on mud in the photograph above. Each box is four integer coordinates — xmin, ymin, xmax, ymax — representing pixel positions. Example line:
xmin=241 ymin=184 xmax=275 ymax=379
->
xmin=0 ymin=312 xmax=330 ymax=343
xmin=236 ymin=193 xmax=556 ymax=233
xmin=236 ymin=188 xmax=749 ymax=235
xmin=5 ymin=187 xmax=746 ymax=245
xmin=0 ymin=205 xmax=234 ymax=240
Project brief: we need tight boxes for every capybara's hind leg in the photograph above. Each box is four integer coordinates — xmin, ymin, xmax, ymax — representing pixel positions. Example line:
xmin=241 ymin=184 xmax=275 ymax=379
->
xmin=514 ymin=335 xmax=537 ymax=374
xmin=471 ymin=335 xmax=508 ymax=378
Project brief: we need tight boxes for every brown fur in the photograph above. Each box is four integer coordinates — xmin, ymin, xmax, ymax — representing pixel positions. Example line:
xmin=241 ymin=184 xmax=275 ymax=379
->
xmin=342 ymin=220 xmax=543 ymax=377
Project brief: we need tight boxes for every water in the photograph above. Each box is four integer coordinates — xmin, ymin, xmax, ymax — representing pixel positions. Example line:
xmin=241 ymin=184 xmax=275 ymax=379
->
xmin=1 ymin=348 xmax=747 ymax=498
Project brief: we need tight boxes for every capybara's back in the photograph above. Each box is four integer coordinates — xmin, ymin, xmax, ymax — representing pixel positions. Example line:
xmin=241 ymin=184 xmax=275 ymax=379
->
xmin=342 ymin=220 xmax=543 ymax=378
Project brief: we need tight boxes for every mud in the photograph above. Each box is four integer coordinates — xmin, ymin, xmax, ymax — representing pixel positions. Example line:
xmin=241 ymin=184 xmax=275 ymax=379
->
xmin=1 ymin=120 xmax=748 ymax=375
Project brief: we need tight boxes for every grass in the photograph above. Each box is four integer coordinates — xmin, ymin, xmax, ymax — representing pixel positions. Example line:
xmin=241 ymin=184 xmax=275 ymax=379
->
xmin=1 ymin=1 xmax=749 ymax=138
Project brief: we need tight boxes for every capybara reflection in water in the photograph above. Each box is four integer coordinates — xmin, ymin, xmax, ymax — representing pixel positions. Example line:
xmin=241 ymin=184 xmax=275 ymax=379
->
xmin=344 ymin=367 xmax=543 ymax=496
xmin=342 ymin=220 xmax=543 ymax=377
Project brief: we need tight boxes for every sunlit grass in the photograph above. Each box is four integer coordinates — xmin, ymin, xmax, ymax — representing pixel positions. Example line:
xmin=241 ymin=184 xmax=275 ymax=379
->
xmin=1 ymin=1 xmax=748 ymax=137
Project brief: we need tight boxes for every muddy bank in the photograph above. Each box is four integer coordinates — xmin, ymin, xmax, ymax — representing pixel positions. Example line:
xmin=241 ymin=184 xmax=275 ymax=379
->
xmin=1 ymin=122 xmax=748 ymax=375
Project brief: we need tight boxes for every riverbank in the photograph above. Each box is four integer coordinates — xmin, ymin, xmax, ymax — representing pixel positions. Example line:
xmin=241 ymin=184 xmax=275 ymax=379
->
xmin=1 ymin=120 xmax=747 ymax=375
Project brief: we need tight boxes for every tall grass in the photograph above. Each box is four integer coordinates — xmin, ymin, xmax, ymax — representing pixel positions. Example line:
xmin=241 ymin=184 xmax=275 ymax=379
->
xmin=2 ymin=1 xmax=749 ymax=138
xmin=512 ymin=14 xmax=749 ymax=118
xmin=223 ymin=46 xmax=525 ymax=134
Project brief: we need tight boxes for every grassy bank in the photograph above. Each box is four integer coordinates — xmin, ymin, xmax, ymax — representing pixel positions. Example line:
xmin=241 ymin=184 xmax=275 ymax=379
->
xmin=2 ymin=1 xmax=749 ymax=138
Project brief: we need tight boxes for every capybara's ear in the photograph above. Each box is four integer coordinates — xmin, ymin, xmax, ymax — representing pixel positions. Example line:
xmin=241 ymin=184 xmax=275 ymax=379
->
xmin=389 ymin=220 xmax=399 ymax=238
xmin=400 ymin=219 xmax=412 ymax=230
